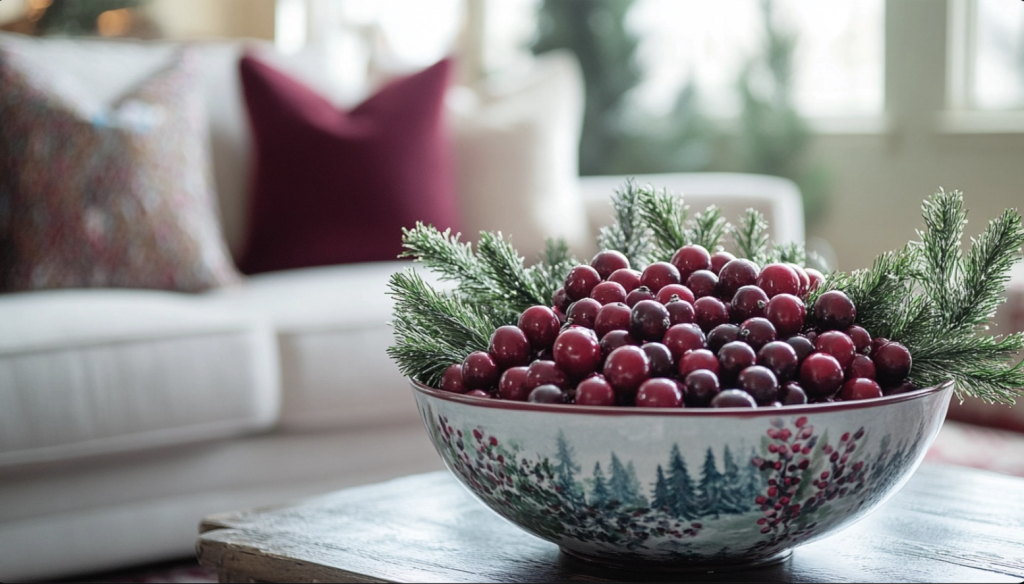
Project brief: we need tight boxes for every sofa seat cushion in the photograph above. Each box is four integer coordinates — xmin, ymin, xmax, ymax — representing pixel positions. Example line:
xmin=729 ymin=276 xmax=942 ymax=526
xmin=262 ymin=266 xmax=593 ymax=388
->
xmin=205 ymin=261 xmax=421 ymax=430
xmin=0 ymin=290 xmax=279 ymax=468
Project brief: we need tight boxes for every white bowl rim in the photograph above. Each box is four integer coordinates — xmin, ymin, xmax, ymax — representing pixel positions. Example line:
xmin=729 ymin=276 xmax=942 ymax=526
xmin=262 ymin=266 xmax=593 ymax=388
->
xmin=411 ymin=378 xmax=954 ymax=417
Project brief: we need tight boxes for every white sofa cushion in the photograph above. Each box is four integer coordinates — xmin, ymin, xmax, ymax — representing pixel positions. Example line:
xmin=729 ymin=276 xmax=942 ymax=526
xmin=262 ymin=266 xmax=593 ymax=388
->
xmin=0 ymin=290 xmax=279 ymax=467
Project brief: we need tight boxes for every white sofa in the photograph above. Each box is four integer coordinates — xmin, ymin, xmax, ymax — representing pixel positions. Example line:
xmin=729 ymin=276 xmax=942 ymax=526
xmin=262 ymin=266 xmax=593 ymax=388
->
xmin=0 ymin=34 xmax=805 ymax=581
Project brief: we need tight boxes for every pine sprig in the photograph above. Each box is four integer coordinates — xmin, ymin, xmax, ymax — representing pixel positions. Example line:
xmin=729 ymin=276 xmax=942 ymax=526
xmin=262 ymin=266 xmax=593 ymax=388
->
xmin=399 ymin=224 xmax=488 ymax=297
xmin=530 ymin=238 xmax=577 ymax=307
xmin=909 ymin=333 xmax=1024 ymax=404
xmin=684 ymin=205 xmax=729 ymax=251
xmin=774 ymin=241 xmax=807 ymax=265
xmin=597 ymin=179 xmax=654 ymax=268
xmin=476 ymin=231 xmax=548 ymax=313
xmin=950 ymin=209 xmax=1024 ymax=331
xmin=637 ymin=185 xmax=689 ymax=260
xmin=729 ymin=208 xmax=772 ymax=264
xmin=918 ymin=188 xmax=967 ymax=322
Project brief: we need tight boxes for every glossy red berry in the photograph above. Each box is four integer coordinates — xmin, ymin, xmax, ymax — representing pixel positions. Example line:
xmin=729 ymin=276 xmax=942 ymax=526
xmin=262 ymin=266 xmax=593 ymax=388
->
xmin=813 ymin=290 xmax=857 ymax=331
xmin=599 ymin=330 xmax=639 ymax=359
xmin=630 ymin=299 xmax=671 ymax=342
xmin=765 ymin=294 xmax=806 ymax=337
xmin=670 ymin=244 xmax=712 ymax=282
xmin=756 ymin=263 xmax=800 ymax=298
xmin=552 ymin=287 xmax=571 ymax=312
xmin=683 ymin=370 xmax=720 ymax=407
xmin=524 ymin=360 xmax=569 ymax=392
xmin=528 ymin=384 xmax=565 ymax=404
xmin=564 ymin=265 xmax=602 ymax=301
xmin=553 ymin=328 xmax=602 ymax=379
xmin=590 ymin=250 xmax=630 ymax=280
xmin=686 ymin=269 xmax=719 ymax=299
xmin=566 ymin=298 xmax=602 ymax=329
xmin=718 ymin=341 xmax=757 ymax=383
xmin=805 ymin=268 xmax=825 ymax=292
xmin=738 ymin=365 xmax=779 ymax=405
xmin=488 ymin=325 xmax=531 ymax=369
xmin=607 ymin=268 xmax=642 ymax=292
xmin=626 ymin=286 xmax=656 ymax=307
xmin=440 ymin=364 xmax=467 ymax=393
xmin=640 ymin=262 xmax=682 ymax=293
xmin=757 ymin=341 xmax=799 ymax=382
xmin=575 ymin=375 xmax=616 ymax=406
xmin=781 ymin=382 xmax=808 ymax=405
xmin=498 ymin=366 xmax=531 ymax=401
xmin=884 ymin=380 xmax=918 ymax=396
xmin=694 ymin=296 xmax=729 ymax=333
xmin=787 ymin=263 xmax=811 ymax=297
xmin=730 ymin=285 xmax=769 ymax=323
xmin=594 ymin=302 xmax=632 ymax=338
xmin=518 ymin=306 xmax=561 ymax=350
xmin=603 ymin=345 xmax=651 ymax=396
xmin=841 ymin=378 xmax=883 ymax=401
xmin=589 ymin=281 xmax=628 ymax=306
xmin=717 ymin=259 xmax=760 ymax=300
xmin=710 ymin=251 xmax=736 ymax=275
xmin=738 ymin=317 xmax=777 ymax=351
xmin=662 ymin=323 xmax=707 ymax=361
xmin=845 ymin=325 xmax=872 ymax=354
xmin=665 ymin=298 xmax=696 ymax=326
xmin=462 ymin=351 xmax=500 ymax=390
xmin=636 ymin=378 xmax=683 ymax=408
xmin=465 ymin=389 xmax=491 ymax=399
xmin=814 ymin=331 xmax=857 ymax=371
xmin=655 ymin=283 xmax=695 ymax=305
xmin=707 ymin=323 xmax=740 ymax=354
xmin=642 ymin=342 xmax=675 ymax=377
xmin=785 ymin=335 xmax=816 ymax=363
xmin=873 ymin=341 xmax=912 ymax=384
xmin=799 ymin=352 xmax=844 ymax=398
xmin=679 ymin=348 xmax=720 ymax=377
xmin=846 ymin=354 xmax=877 ymax=380
xmin=710 ymin=389 xmax=757 ymax=408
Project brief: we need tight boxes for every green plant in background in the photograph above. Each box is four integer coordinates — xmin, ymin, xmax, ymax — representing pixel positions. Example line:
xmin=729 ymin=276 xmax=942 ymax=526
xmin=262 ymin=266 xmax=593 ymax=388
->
xmin=33 ymin=0 xmax=147 ymax=36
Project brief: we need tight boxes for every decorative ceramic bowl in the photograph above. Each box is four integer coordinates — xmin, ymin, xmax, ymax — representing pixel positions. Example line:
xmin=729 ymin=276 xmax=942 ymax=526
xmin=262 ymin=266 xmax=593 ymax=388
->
xmin=412 ymin=380 xmax=953 ymax=570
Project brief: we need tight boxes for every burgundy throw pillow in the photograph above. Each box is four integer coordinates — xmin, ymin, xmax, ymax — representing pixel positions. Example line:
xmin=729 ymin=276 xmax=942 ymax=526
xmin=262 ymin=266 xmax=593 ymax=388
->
xmin=237 ymin=55 xmax=461 ymax=274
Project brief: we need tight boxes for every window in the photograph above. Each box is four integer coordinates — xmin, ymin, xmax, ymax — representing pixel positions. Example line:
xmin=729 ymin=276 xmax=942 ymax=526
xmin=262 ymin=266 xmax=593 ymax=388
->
xmin=950 ymin=0 xmax=1024 ymax=111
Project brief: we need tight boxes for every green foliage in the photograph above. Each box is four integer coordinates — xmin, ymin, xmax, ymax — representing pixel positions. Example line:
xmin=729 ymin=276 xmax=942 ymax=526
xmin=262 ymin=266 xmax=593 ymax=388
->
xmin=597 ymin=179 xmax=655 ymax=268
xmin=637 ymin=185 xmax=689 ymax=260
xmin=35 ymin=0 xmax=147 ymax=36
xmin=685 ymin=206 xmax=729 ymax=252
xmin=729 ymin=209 xmax=772 ymax=265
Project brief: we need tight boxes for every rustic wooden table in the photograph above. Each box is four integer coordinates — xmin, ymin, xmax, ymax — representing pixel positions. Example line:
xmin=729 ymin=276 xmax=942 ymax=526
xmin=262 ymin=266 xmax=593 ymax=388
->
xmin=197 ymin=465 xmax=1024 ymax=583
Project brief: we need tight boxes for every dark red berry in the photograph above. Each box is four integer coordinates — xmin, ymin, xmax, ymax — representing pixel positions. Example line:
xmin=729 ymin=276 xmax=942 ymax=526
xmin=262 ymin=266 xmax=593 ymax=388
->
xmin=719 ymin=341 xmax=757 ymax=383
xmin=524 ymin=360 xmax=569 ymax=392
xmin=815 ymin=331 xmax=857 ymax=371
xmin=670 ymin=244 xmax=712 ymax=282
xmin=805 ymin=268 xmax=825 ymax=292
xmin=465 ymin=389 xmax=490 ymax=398
xmin=564 ymin=265 xmax=602 ymax=301
xmin=884 ymin=380 xmax=918 ymax=396
xmin=813 ymin=290 xmax=857 ymax=331
xmin=636 ymin=378 xmax=683 ymax=408
xmin=626 ymin=286 xmax=656 ymax=307
xmin=788 ymin=263 xmax=811 ymax=297
xmin=710 ymin=251 xmax=736 ymax=275
xmin=686 ymin=269 xmax=719 ymax=299
xmin=462 ymin=351 xmax=500 ymax=390
xmin=440 ymin=364 xmax=467 ymax=393
xmin=553 ymin=328 xmax=602 ymax=379
xmin=518 ymin=306 xmax=561 ymax=350
xmin=845 ymin=325 xmax=872 ymax=354
xmin=840 ymin=378 xmax=883 ymax=401
xmin=575 ymin=375 xmax=616 ymax=406
xmin=603 ymin=345 xmax=651 ymax=396
xmin=873 ymin=341 xmax=912 ymax=384
xmin=758 ymin=341 xmax=799 ymax=382
xmin=717 ymin=259 xmax=760 ymax=300
xmin=799 ymin=352 xmax=844 ymax=398
xmin=662 ymin=323 xmax=707 ymax=361
xmin=757 ymin=263 xmax=801 ymax=298
xmin=640 ymin=262 xmax=681 ymax=293
xmin=552 ymin=288 xmax=571 ymax=312
xmin=730 ymin=285 xmax=769 ymax=323
xmin=590 ymin=250 xmax=630 ymax=280
xmin=679 ymin=348 xmax=720 ymax=377
xmin=607 ymin=268 xmax=642 ymax=292
xmin=599 ymin=330 xmax=639 ymax=359
xmin=781 ymin=382 xmax=808 ymax=405
xmin=498 ymin=366 xmax=530 ymax=401
xmin=630 ymin=299 xmax=671 ymax=342
xmin=488 ymin=325 xmax=531 ymax=369
xmin=594 ymin=302 xmax=632 ymax=338
xmin=694 ymin=296 xmax=729 ymax=333
xmin=590 ymin=281 xmax=628 ymax=306
xmin=711 ymin=389 xmax=757 ymax=408
xmin=683 ymin=370 xmax=720 ymax=407
xmin=765 ymin=294 xmax=806 ymax=337
xmin=785 ymin=335 xmax=815 ymax=363
xmin=665 ymin=298 xmax=696 ymax=325
xmin=528 ymin=384 xmax=565 ymax=404
xmin=708 ymin=323 xmax=740 ymax=353
xmin=566 ymin=298 xmax=602 ymax=329
xmin=739 ymin=317 xmax=777 ymax=351
xmin=846 ymin=354 xmax=876 ymax=380
xmin=869 ymin=337 xmax=889 ymax=357
xmin=642 ymin=342 xmax=675 ymax=377
xmin=738 ymin=365 xmax=779 ymax=405
xmin=655 ymin=283 xmax=695 ymax=305
xmin=553 ymin=306 xmax=567 ymax=326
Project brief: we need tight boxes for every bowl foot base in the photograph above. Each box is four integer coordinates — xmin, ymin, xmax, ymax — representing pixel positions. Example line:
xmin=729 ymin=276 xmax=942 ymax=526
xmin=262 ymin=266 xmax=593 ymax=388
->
xmin=559 ymin=547 xmax=793 ymax=573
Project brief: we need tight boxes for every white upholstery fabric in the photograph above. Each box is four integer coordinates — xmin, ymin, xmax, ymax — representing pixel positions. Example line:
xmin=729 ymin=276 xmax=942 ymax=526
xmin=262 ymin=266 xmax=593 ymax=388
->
xmin=0 ymin=290 xmax=279 ymax=467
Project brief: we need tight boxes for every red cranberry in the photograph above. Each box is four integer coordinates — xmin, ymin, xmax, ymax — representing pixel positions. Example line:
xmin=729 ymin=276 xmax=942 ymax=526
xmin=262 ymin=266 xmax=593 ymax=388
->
xmin=813 ymin=290 xmax=857 ymax=331
xmin=636 ymin=378 xmax=683 ymax=408
xmin=717 ymin=259 xmax=760 ymax=300
xmin=787 ymin=263 xmax=811 ymax=297
xmin=528 ymin=384 xmax=565 ymax=403
xmin=553 ymin=306 xmax=567 ymax=326
xmin=488 ymin=325 xmax=531 ymax=369
xmin=686 ymin=269 xmax=719 ymax=299
xmin=679 ymin=348 xmax=720 ymax=377
xmin=756 ymin=263 xmax=800 ymax=298
xmin=465 ymin=389 xmax=491 ymax=398
xmin=708 ymin=324 xmax=740 ymax=354
xmin=626 ymin=286 xmax=656 ymax=307
xmin=665 ymin=298 xmax=696 ymax=325
xmin=710 ymin=251 xmax=736 ymax=275
xmin=841 ymin=378 xmax=883 ymax=401
xmin=607 ymin=268 xmax=642 ymax=292
xmin=642 ymin=342 xmax=675 ymax=377
xmin=694 ymin=296 xmax=729 ymax=333
xmin=594 ymin=302 xmax=631 ymax=338
xmin=718 ymin=341 xmax=757 ymax=383
xmin=845 ymin=325 xmax=872 ymax=354
xmin=553 ymin=328 xmax=602 ymax=379
xmin=711 ymin=389 xmax=757 ymax=408
xmin=730 ymin=285 xmax=769 ymax=323
xmin=564 ymin=265 xmax=602 ymax=301
xmin=518 ymin=306 xmax=561 ymax=350
xmin=655 ymin=283 xmax=695 ymax=305
xmin=630 ymin=299 xmax=671 ymax=342
xmin=765 ymin=294 xmax=806 ymax=337
xmin=799 ymin=352 xmax=844 ymax=398
xmin=738 ymin=365 xmax=779 ymax=405
xmin=590 ymin=250 xmax=630 ymax=280
xmin=805 ymin=268 xmax=825 ymax=292
xmin=552 ymin=287 xmax=571 ymax=312
xmin=846 ymin=354 xmax=876 ymax=380
xmin=525 ymin=359 xmax=569 ymax=392
xmin=815 ymin=331 xmax=857 ymax=371
xmin=575 ymin=375 xmax=616 ymax=406
xmin=462 ymin=351 xmax=500 ymax=390
xmin=670 ymin=244 xmax=712 ymax=282
xmin=874 ymin=341 xmax=912 ymax=384
xmin=781 ymin=382 xmax=808 ymax=405
xmin=440 ymin=364 xmax=467 ymax=393
xmin=738 ymin=317 xmax=777 ymax=351
xmin=498 ymin=366 xmax=531 ymax=401
xmin=590 ymin=281 xmax=628 ymax=306
xmin=683 ymin=370 xmax=720 ymax=407
xmin=599 ymin=330 xmax=639 ymax=359
xmin=603 ymin=345 xmax=651 ymax=396
xmin=662 ymin=323 xmax=707 ymax=361
xmin=870 ymin=337 xmax=889 ymax=357
xmin=884 ymin=380 xmax=918 ymax=395
xmin=566 ymin=298 xmax=602 ymax=329
xmin=785 ymin=335 xmax=816 ymax=363
xmin=757 ymin=341 xmax=799 ymax=382
xmin=640 ymin=262 xmax=681 ymax=293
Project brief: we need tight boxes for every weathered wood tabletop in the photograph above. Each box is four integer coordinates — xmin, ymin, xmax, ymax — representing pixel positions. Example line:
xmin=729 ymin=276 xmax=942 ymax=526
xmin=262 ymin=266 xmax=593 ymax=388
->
xmin=196 ymin=464 xmax=1024 ymax=583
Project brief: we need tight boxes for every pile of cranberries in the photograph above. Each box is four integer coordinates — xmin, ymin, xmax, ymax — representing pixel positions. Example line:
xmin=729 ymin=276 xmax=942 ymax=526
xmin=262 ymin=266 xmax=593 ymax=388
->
xmin=437 ymin=245 xmax=915 ymax=409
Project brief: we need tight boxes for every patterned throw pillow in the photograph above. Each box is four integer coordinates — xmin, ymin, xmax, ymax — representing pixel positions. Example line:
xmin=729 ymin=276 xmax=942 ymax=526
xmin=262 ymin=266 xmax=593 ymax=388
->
xmin=0 ymin=48 xmax=241 ymax=293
